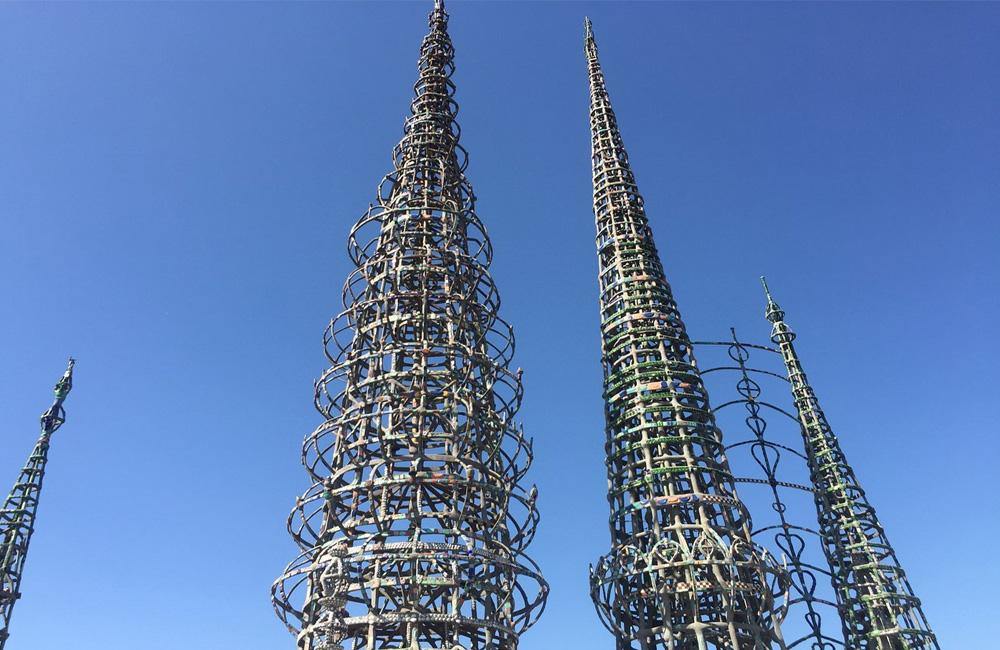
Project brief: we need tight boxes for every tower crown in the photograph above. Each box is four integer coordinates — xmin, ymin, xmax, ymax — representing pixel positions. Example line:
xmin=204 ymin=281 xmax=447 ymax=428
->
xmin=584 ymin=17 xmax=596 ymax=56
xmin=40 ymin=358 xmax=75 ymax=436
xmin=761 ymin=276 xmax=785 ymax=323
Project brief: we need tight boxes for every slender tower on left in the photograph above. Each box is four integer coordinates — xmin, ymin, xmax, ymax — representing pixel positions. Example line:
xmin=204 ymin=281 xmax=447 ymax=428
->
xmin=0 ymin=358 xmax=75 ymax=649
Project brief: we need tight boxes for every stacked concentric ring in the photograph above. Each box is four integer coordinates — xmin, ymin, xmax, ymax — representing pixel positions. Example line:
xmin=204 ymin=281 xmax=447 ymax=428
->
xmin=273 ymin=4 xmax=547 ymax=649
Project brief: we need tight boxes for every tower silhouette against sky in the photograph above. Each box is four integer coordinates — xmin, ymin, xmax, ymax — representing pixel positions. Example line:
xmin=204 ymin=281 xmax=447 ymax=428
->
xmin=762 ymin=279 xmax=938 ymax=649
xmin=584 ymin=19 xmax=785 ymax=650
xmin=0 ymin=359 xmax=75 ymax=649
xmin=272 ymin=2 xmax=547 ymax=649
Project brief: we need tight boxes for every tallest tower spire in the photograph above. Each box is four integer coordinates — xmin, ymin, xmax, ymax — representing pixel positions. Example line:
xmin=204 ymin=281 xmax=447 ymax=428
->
xmin=273 ymin=3 xmax=547 ymax=650
xmin=584 ymin=21 xmax=784 ymax=649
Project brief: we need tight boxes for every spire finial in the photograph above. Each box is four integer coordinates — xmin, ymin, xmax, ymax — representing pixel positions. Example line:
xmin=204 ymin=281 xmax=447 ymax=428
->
xmin=761 ymin=276 xmax=785 ymax=323
xmin=760 ymin=276 xmax=773 ymax=301
xmin=431 ymin=0 xmax=447 ymax=25
xmin=584 ymin=17 xmax=598 ymax=59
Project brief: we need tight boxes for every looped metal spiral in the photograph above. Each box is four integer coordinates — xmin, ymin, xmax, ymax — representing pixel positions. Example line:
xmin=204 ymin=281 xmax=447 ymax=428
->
xmin=273 ymin=4 xmax=547 ymax=649
xmin=698 ymin=332 xmax=845 ymax=649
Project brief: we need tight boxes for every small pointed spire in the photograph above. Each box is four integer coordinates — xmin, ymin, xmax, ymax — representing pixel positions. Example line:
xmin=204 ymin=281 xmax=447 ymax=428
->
xmin=760 ymin=276 xmax=784 ymax=323
xmin=763 ymin=283 xmax=938 ymax=648
xmin=0 ymin=360 xmax=76 ymax=647
xmin=760 ymin=275 xmax=772 ymax=301
xmin=584 ymin=17 xmax=598 ymax=59
xmin=428 ymin=0 xmax=448 ymax=33
xmin=41 ymin=357 xmax=75 ymax=435
xmin=60 ymin=357 xmax=75 ymax=385
xmin=432 ymin=0 xmax=446 ymax=21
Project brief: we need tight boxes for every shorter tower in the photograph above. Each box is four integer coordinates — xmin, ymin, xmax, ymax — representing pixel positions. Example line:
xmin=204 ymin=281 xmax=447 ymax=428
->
xmin=762 ymin=279 xmax=938 ymax=649
xmin=0 ymin=359 xmax=75 ymax=649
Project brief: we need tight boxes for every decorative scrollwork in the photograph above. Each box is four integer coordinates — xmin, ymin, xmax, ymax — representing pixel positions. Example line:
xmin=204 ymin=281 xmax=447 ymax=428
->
xmin=699 ymin=330 xmax=845 ymax=648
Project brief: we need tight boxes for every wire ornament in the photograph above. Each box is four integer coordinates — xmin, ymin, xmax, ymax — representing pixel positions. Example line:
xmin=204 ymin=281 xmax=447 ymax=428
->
xmin=697 ymin=334 xmax=844 ymax=650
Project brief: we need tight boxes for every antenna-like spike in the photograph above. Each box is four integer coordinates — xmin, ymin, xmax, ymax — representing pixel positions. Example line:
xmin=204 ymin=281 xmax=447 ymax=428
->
xmin=761 ymin=276 xmax=784 ymax=322
xmin=760 ymin=275 xmax=773 ymax=300
xmin=584 ymin=17 xmax=598 ymax=59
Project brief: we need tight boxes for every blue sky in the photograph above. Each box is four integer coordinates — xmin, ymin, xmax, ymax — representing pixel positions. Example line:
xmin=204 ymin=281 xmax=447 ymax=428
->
xmin=1 ymin=1 xmax=996 ymax=647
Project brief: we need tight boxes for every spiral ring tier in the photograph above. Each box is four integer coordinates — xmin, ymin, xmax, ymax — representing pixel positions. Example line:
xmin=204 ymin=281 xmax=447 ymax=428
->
xmin=273 ymin=4 xmax=547 ymax=649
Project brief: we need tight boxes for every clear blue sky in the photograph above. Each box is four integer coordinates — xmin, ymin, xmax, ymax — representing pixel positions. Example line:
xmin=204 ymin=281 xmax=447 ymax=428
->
xmin=1 ymin=1 xmax=996 ymax=647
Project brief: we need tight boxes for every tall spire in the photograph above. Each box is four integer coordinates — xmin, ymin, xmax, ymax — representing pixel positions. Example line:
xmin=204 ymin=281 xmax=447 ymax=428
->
xmin=0 ymin=358 xmax=75 ymax=649
xmin=273 ymin=3 xmax=547 ymax=650
xmin=584 ymin=20 xmax=785 ymax=649
xmin=762 ymin=278 xmax=938 ymax=649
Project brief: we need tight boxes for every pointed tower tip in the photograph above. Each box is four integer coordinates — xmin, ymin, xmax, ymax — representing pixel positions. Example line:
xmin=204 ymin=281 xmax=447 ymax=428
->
xmin=761 ymin=276 xmax=785 ymax=323
xmin=760 ymin=276 xmax=772 ymax=300
xmin=430 ymin=0 xmax=448 ymax=26
xmin=584 ymin=16 xmax=599 ymax=59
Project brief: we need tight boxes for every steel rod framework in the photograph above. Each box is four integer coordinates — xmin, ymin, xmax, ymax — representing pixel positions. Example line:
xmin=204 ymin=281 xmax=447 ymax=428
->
xmin=761 ymin=278 xmax=937 ymax=649
xmin=0 ymin=358 xmax=75 ymax=649
xmin=698 ymin=335 xmax=845 ymax=649
xmin=272 ymin=2 xmax=547 ymax=649
xmin=584 ymin=18 xmax=786 ymax=650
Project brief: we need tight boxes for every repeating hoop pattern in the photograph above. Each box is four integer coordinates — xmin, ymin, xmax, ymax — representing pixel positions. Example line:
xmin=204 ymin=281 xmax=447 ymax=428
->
xmin=698 ymin=334 xmax=845 ymax=649
xmin=272 ymin=4 xmax=547 ymax=649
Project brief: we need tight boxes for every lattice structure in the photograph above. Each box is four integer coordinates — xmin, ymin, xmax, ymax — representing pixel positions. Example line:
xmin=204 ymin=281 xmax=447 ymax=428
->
xmin=272 ymin=2 xmax=547 ymax=649
xmin=697 ymin=334 xmax=844 ymax=649
xmin=761 ymin=278 xmax=937 ymax=649
xmin=0 ymin=359 xmax=75 ymax=649
xmin=584 ymin=18 xmax=786 ymax=650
